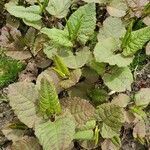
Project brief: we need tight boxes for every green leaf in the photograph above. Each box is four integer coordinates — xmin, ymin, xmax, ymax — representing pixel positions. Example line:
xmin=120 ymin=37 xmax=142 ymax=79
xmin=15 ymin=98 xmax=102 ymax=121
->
xmin=122 ymin=26 xmax=150 ymax=56
xmin=39 ymin=78 xmax=61 ymax=117
xmin=65 ymin=3 xmax=96 ymax=44
xmin=94 ymin=38 xmax=133 ymax=67
xmin=46 ymin=0 xmax=71 ymax=18
xmin=107 ymin=0 xmax=127 ymax=17
xmin=111 ymin=136 xmax=121 ymax=148
xmin=61 ymin=47 xmax=91 ymax=69
xmin=121 ymin=19 xmax=134 ymax=50
xmin=130 ymin=106 xmax=147 ymax=120
xmin=98 ymin=17 xmax=126 ymax=44
xmin=74 ymin=130 xmax=94 ymax=140
xmin=41 ymin=28 xmax=73 ymax=47
xmin=103 ymin=67 xmax=133 ymax=92
xmin=95 ymin=103 xmax=124 ymax=138
xmin=74 ymin=120 xmax=96 ymax=140
xmin=35 ymin=111 xmax=76 ymax=150
xmin=53 ymin=55 xmax=70 ymax=78
xmin=134 ymin=88 xmax=150 ymax=108
xmin=61 ymin=97 xmax=95 ymax=127
xmin=88 ymin=59 xmax=106 ymax=76
xmin=101 ymin=123 xmax=119 ymax=138
xmin=23 ymin=19 xmax=42 ymax=30
xmin=60 ymin=69 xmax=81 ymax=89
xmin=8 ymin=82 xmax=42 ymax=128
xmin=43 ymin=42 xmax=58 ymax=59
xmin=88 ymin=88 xmax=109 ymax=106
xmin=5 ymin=2 xmax=42 ymax=21
xmin=78 ymin=120 xmax=96 ymax=130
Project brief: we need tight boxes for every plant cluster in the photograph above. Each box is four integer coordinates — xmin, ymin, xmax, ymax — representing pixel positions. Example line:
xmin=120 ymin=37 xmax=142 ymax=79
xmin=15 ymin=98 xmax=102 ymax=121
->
xmin=0 ymin=0 xmax=150 ymax=149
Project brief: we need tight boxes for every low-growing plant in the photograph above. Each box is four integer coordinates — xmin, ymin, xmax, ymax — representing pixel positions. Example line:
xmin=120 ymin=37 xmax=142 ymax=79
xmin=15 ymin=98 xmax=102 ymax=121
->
xmin=0 ymin=53 xmax=24 ymax=88
xmin=0 ymin=0 xmax=150 ymax=149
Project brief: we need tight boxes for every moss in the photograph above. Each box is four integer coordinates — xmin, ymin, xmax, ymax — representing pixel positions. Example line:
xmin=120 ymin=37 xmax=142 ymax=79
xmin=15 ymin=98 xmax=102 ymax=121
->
xmin=0 ymin=55 xmax=25 ymax=88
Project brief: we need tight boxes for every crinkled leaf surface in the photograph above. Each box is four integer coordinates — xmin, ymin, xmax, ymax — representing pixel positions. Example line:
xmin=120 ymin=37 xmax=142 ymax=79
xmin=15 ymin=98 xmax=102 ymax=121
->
xmin=78 ymin=140 xmax=98 ymax=150
xmin=103 ymin=67 xmax=133 ymax=92
xmin=8 ymin=82 xmax=42 ymax=128
xmin=101 ymin=124 xmax=119 ymax=138
xmin=60 ymin=69 xmax=82 ymax=89
xmin=124 ymin=110 xmax=135 ymax=123
xmin=130 ymin=106 xmax=147 ymax=120
xmin=74 ymin=120 xmax=96 ymax=140
xmin=5 ymin=2 xmax=42 ymax=21
xmin=24 ymin=27 xmax=37 ymax=48
xmin=95 ymin=103 xmax=124 ymax=138
xmin=41 ymin=28 xmax=73 ymax=47
xmin=61 ymin=47 xmax=91 ymax=69
xmin=122 ymin=26 xmax=150 ymax=56
xmin=65 ymin=3 xmax=96 ymax=44
xmin=98 ymin=17 xmax=126 ymax=44
xmin=39 ymin=78 xmax=61 ymax=116
xmin=68 ymin=81 xmax=93 ymax=99
xmin=133 ymin=120 xmax=146 ymax=139
xmin=35 ymin=111 xmax=75 ymax=150
xmin=78 ymin=120 xmax=96 ymax=131
xmin=0 ymin=25 xmax=31 ymax=60
xmin=0 ymin=25 xmax=23 ymax=51
xmin=94 ymin=38 xmax=133 ymax=67
xmin=5 ymin=51 xmax=32 ymax=60
xmin=2 ymin=126 xmax=25 ymax=142
xmin=134 ymin=88 xmax=150 ymax=108
xmin=46 ymin=0 xmax=71 ymax=18
xmin=83 ymin=0 xmax=111 ymax=4
xmin=111 ymin=94 xmax=130 ymax=108
xmin=36 ymin=68 xmax=62 ymax=93
xmin=11 ymin=136 xmax=42 ymax=150
xmin=61 ymin=97 xmax=95 ymax=127
xmin=101 ymin=139 xmax=119 ymax=150
xmin=32 ymin=34 xmax=47 ymax=56
xmin=107 ymin=0 xmax=127 ymax=17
